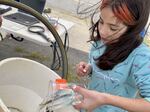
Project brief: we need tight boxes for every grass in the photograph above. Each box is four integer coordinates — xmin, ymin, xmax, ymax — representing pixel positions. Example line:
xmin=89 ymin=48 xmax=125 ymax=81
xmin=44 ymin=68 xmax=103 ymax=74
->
xmin=23 ymin=52 xmax=50 ymax=62
xmin=14 ymin=47 xmax=28 ymax=53
xmin=14 ymin=47 xmax=50 ymax=62
xmin=66 ymin=71 xmax=77 ymax=82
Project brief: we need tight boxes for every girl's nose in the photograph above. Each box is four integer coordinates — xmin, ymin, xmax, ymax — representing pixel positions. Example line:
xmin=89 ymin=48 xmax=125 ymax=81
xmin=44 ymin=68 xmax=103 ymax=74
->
xmin=99 ymin=25 xmax=108 ymax=37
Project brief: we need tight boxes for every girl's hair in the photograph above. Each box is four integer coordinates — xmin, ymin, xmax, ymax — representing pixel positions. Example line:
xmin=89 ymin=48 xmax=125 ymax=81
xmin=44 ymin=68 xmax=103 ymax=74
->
xmin=90 ymin=0 xmax=150 ymax=70
xmin=0 ymin=16 xmax=2 ymax=27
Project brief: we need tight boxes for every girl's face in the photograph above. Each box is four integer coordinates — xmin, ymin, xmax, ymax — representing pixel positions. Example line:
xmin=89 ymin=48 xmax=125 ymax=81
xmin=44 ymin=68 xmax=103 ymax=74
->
xmin=98 ymin=7 xmax=128 ymax=43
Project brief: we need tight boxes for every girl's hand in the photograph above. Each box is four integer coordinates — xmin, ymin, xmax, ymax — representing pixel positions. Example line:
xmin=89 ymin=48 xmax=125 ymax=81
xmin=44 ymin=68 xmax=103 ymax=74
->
xmin=73 ymin=86 xmax=107 ymax=112
xmin=76 ymin=61 xmax=92 ymax=77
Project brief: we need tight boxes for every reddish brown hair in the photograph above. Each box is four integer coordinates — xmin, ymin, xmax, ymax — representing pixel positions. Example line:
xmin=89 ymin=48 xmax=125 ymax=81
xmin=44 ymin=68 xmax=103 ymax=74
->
xmin=90 ymin=0 xmax=150 ymax=70
xmin=100 ymin=0 xmax=135 ymax=25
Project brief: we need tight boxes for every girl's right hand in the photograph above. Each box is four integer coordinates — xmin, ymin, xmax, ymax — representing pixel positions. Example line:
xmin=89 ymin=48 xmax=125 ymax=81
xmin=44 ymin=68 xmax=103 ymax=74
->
xmin=73 ymin=86 xmax=106 ymax=112
xmin=76 ymin=61 xmax=92 ymax=77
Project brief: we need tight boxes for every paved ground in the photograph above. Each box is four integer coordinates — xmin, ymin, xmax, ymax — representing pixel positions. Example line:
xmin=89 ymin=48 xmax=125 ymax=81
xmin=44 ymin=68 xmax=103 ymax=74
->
xmin=0 ymin=7 xmax=91 ymax=81
xmin=0 ymin=37 xmax=88 ymax=78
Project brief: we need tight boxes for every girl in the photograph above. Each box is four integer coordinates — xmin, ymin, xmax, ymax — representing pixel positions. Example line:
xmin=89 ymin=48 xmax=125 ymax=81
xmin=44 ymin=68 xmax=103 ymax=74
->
xmin=76 ymin=0 xmax=150 ymax=111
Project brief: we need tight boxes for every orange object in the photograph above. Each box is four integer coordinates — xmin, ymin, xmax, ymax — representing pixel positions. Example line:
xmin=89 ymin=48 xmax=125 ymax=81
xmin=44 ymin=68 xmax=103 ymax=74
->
xmin=55 ymin=79 xmax=67 ymax=84
xmin=55 ymin=79 xmax=67 ymax=89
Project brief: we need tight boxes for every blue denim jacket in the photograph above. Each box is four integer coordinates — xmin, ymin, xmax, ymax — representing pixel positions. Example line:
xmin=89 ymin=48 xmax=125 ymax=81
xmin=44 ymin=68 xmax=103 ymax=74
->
xmin=87 ymin=41 xmax=150 ymax=112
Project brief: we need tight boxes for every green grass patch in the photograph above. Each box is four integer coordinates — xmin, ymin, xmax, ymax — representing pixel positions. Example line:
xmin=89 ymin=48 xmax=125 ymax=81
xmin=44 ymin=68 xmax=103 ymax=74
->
xmin=23 ymin=52 xmax=50 ymax=62
xmin=14 ymin=47 xmax=27 ymax=53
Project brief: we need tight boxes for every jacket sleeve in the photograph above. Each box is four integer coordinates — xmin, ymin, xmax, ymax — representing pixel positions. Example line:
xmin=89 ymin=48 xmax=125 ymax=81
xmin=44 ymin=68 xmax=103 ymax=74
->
xmin=132 ymin=54 xmax=150 ymax=102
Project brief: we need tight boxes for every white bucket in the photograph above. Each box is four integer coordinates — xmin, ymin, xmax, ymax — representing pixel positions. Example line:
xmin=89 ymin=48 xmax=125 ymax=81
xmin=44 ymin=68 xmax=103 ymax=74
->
xmin=0 ymin=57 xmax=78 ymax=112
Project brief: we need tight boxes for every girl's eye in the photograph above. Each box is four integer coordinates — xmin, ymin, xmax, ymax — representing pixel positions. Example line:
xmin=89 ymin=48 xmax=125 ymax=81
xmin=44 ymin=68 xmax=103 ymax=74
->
xmin=110 ymin=27 xmax=118 ymax=31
